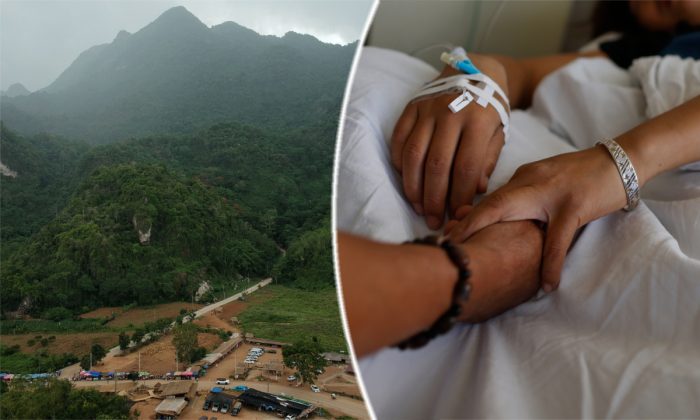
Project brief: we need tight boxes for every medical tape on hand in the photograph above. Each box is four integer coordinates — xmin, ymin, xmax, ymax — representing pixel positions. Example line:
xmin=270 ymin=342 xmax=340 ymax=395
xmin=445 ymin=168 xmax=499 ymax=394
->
xmin=411 ymin=75 xmax=510 ymax=138
xmin=422 ymin=73 xmax=509 ymax=108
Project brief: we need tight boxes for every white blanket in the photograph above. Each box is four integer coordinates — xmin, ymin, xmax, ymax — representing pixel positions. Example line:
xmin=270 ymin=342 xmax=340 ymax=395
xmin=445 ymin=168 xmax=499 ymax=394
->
xmin=337 ymin=47 xmax=700 ymax=418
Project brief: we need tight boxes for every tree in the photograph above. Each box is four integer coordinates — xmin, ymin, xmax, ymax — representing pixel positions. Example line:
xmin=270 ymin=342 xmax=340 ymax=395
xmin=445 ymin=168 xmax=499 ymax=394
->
xmin=80 ymin=354 xmax=91 ymax=371
xmin=118 ymin=332 xmax=129 ymax=351
xmin=90 ymin=344 xmax=106 ymax=364
xmin=0 ymin=378 xmax=130 ymax=419
xmin=131 ymin=329 xmax=145 ymax=346
xmin=282 ymin=339 xmax=327 ymax=384
xmin=172 ymin=323 xmax=198 ymax=364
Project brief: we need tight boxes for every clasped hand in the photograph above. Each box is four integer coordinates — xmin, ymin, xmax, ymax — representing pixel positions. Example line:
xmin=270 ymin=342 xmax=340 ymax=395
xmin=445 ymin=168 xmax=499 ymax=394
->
xmin=390 ymin=56 xmax=509 ymax=230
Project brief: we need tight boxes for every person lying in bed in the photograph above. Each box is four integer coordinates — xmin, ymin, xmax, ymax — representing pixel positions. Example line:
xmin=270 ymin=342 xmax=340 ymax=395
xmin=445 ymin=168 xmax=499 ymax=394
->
xmin=391 ymin=1 xmax=700 ymax=289
xmin=340 ymin=0 xmax=700 ymax=356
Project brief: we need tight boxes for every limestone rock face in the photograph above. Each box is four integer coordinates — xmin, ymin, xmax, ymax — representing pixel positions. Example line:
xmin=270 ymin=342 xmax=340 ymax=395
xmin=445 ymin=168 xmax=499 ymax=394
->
xmin=1 ymin=162 xmax=18 ymax=178
xmin=132 ymin=214 xmax=152 ymax=244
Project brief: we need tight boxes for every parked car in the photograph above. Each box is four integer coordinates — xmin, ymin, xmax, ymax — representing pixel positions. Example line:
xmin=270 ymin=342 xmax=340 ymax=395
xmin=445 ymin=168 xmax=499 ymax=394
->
xmin=310 ymin=385 xmax=320 ymax=393
xmin=203 ymin=400 xmax=211 ymax=410
xmin=212 ymin=401 xmax=220 ymax=412
xmin=232 ymin=385 xmax=248 ymax=392
xmin=287 ymin=375 xmax=296 ymax=381
xmin=198 ymin=416 xmax=208 ymax=420
xmin=231 ymin=401 xmax=242 ymax=416
xmin=266 ymin=349 xmax=277 ymax=354
xmin=221 ymin=402 xmax=230 ymax=414
xmin=216 ymin=378 xmax=230 ymax=385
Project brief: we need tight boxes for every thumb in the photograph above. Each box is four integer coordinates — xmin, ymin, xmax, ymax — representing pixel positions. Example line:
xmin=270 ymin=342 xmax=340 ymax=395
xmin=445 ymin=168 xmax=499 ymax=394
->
xmin=541 ymin=214 xmax=579 ymax=292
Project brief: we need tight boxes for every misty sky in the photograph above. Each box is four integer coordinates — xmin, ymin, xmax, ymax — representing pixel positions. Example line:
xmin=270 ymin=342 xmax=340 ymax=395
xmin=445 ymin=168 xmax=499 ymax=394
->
xmin=1 ymin=0 xmax=374 ymax=91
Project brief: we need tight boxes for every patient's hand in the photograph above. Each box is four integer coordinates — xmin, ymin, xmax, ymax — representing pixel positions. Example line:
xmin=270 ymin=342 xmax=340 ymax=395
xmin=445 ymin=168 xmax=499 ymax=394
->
xmin=450 ymin=209 xmax=544 ymax=323
xmin=390 ymin=55 xmax=509 ymax=230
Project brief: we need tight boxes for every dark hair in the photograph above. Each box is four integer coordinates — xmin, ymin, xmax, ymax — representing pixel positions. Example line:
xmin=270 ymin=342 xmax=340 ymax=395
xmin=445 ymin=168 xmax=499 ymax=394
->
xmin=592 ymin=0 xmax=639 ymax=37
xmin=592 ymin=0 xmax=674 ymax=67
xmin=593 ymin=0 xmax=699 ymax=36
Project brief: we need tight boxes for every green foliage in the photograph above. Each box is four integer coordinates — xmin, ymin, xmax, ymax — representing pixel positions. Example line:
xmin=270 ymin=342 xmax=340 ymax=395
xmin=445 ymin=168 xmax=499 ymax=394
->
xmin=1 ymin=164 xmax=278 ymax=313
xmin=273 ymin=224 xmax=334 ymax=290
xmin=238 ymin=286 xmax=346 ymax=352
xmin=172 ymin=323 xmax=198 ymax=363
xmin=282 ymin=339 xmax=326 ymax=384
xmin=90 ymin=344 xmax=106 ymax=363
xmin=192 ymin=346 xmax=207 ymax=362
xmin=0 ymin=378 xmax=131 ymax=419
xmin=0 ymin=318 xmax=110 ymax=334
xmin=80 ymin=121 xmax=336 ymax=246
xmin=118 ymin=332 xmax=130 ymax=351
xmin=0 ymin=346 xmax=78 ymax=374
xmin=131 ymin=330 xmax=145 ymax=346
xmin=0 ymin=125 xmax=89 ymax=262
xmin=41 ymin=307 xmax=74 ymax=321
xmin=80 ymin=354 xmax=91 ymax=371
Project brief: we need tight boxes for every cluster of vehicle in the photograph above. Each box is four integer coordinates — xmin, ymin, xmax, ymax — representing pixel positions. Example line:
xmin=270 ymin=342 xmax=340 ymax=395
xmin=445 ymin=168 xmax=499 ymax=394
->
xmin=202 ymin=399 xmax=242 ymax=416
xmin=243 ymin=347 xmax=264 ymax=365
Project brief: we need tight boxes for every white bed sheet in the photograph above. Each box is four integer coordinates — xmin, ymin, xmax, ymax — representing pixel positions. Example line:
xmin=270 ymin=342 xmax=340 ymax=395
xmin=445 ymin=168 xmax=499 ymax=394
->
xmin=337 ymin=47 xmax=700 ymax=418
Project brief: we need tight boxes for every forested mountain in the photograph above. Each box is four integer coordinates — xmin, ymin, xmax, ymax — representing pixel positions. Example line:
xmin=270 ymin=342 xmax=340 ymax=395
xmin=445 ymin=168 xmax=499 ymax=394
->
xmin=0 ymin=6 xmax=356 ymax=144
xmin=0 ymin=6 xmax=344 ymax=317
xmin=1 ymin=164 xmax=278 ymax=313
xmin=0 ymin=126 xmax=89 ymax=260
xmin=0 ymin=119 xmax=335 ymax=314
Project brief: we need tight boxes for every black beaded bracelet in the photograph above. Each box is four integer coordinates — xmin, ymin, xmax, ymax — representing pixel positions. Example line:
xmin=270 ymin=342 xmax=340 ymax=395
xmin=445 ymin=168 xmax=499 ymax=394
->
xmin=393 ymin=235 xmax=472 ymax=350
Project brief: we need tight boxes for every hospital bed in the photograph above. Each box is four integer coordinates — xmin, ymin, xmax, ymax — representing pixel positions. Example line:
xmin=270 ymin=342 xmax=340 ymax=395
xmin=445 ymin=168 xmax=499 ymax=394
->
xmin=336 ymin=46 xmax=700 ymax=418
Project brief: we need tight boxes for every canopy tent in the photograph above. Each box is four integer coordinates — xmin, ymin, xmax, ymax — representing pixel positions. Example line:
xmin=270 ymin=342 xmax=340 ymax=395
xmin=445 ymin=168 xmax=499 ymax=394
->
xmin=155 ymin=398 xmax=188 ymax=416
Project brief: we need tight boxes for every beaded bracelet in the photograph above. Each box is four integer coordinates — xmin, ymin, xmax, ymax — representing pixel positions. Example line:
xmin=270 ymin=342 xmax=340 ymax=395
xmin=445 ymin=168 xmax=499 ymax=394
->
xmin=393 ymin=236 xmax=472 ymax=350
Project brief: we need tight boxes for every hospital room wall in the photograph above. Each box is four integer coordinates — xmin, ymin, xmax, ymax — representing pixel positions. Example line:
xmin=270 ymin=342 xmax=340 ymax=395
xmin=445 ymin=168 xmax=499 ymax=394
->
xmin=367 ymin=0 xmax=576 ymax=69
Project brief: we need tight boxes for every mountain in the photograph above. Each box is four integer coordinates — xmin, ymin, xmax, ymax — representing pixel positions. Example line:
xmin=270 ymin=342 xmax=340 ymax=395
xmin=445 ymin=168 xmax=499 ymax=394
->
xmin=1 ymin=83 xmax=31 ymax=98
xmin=0 ymin=119 xmax=335 ymax=315
xmin=0 ymin=6 xmax=356 ymax=144
xmin=1 ymin=163 xmax=279 ymax=314
xmin=0 ymin=125 xmax=89 ymax=261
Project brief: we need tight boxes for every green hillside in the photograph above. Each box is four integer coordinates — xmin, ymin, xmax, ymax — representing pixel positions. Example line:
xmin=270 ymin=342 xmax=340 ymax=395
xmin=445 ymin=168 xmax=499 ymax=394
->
xmin=0 ymin=125 xmax=89 ymax=260
xmin=0 ymin=6 xmax=341 ymax=319
xmin=1 ymin=164 xmax=278 ymax=314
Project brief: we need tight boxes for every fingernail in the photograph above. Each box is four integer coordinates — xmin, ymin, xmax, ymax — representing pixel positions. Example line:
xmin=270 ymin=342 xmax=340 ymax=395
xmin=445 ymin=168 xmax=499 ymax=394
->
xmin=543 ymin=284 xmax=552 ymax=293
xmin=426 ymin=216 xmax=441 ymax=230
xmin=412 ymin=203 xmax=423 ymax=215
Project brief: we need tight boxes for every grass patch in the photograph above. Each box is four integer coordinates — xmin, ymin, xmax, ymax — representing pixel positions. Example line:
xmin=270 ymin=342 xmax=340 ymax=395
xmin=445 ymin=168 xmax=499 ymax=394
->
xmin=0 ymin=318 xmax=116 ymax=334
xmin=238 ymin=285 xmax=346 ymax=352
xmin=0 ymin=346 xmax=78 ymax=374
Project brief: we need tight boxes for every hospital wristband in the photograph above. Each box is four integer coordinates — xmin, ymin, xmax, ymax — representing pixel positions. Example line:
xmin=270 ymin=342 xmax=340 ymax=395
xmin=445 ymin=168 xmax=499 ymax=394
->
xmin=597 ymin=139 xmax=641 ymax=211
xmin=393 ymin=236 xmax=471 ymax=350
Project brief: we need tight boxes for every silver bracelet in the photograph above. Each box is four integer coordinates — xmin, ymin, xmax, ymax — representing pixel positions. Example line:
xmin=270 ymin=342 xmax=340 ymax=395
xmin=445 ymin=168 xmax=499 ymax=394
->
xmin=597 ymin=139 xmax=640 ymax=211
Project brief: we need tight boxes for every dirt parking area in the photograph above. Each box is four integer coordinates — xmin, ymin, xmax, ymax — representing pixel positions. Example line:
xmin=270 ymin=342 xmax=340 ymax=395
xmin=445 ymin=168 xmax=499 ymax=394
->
xmin=100 ymin=333 xmax=222 ymax=375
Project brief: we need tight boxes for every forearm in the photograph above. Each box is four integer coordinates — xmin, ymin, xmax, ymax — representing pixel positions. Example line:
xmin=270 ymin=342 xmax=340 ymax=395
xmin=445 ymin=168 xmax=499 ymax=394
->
xmin=616 ymin=95 xmax=700 ymax=185
xmin=338 ymin=222 xmax=542 ymax=357
xmin=490 ymin=52 xmax=604 ymax=109
xmin=338 ymin=233 xmax=458 ymax=357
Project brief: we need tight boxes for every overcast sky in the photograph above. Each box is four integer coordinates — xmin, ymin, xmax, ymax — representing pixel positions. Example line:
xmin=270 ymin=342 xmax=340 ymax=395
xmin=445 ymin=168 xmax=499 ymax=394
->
xmin=1 ymin=0 xmax=374 ymax=91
